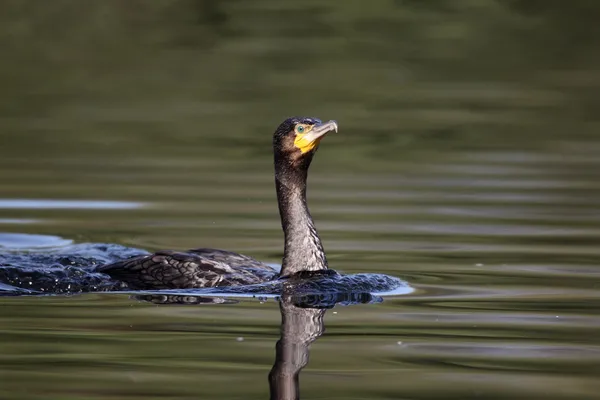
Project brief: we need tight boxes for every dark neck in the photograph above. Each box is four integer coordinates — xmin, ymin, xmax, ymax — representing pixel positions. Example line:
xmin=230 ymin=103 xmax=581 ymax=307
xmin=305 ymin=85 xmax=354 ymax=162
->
xmin=275 ymin=160 xmax=328 ymax=276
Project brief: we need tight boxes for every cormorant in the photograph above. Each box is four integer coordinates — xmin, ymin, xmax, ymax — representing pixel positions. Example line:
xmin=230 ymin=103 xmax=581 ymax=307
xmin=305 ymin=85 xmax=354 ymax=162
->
xmin=95 ymin=117 xmax=338 ymax=289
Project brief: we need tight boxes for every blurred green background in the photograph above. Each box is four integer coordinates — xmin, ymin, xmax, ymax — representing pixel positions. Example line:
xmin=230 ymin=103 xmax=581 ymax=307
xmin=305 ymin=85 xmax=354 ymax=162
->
xmin=1 ymin=1 xmax=600 ymax=399
xmin=1 ymin=0 xmax=599 ymax=167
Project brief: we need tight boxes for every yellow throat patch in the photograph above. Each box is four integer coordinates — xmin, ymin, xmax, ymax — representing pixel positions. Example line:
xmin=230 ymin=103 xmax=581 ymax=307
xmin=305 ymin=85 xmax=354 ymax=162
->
xmin=294 ymin=126 xmax=320 ymax=154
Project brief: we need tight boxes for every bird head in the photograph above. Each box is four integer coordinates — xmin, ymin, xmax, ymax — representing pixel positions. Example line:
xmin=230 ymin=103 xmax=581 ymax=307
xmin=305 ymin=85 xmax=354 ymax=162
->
xmin=273 ymin=117 xmax=338 ymax=169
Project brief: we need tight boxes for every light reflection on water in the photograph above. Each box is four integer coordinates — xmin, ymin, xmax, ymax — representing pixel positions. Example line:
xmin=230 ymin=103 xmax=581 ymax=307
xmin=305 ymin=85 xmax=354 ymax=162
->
xmin=1 ymin=1 xmax=600 ymax=396
xmin=0 ymin=233 xmax=73 ymax=249
xmin=0 ymin=199 xmax=144 ymax=210
xmin=1 ymin=148 xmax=599 ymax=399
xmin=0 ymin=218 xmax=39 ymax=224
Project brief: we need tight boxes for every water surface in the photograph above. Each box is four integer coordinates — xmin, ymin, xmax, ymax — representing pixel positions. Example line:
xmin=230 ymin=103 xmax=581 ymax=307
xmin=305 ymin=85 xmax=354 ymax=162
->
xmin=2 ymin=147 xmax=599 ymax=399
xmin=1 ymin=1 xmax=600 ymax=399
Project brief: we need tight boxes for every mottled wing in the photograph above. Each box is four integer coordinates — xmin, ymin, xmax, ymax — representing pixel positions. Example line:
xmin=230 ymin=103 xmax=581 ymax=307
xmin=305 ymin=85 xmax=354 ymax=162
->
xmin=96 ymin=250 xmax=235 ymax=290
xmin=186 ymin=248 xmax=279 ymax=285
xmin=187 ymin=248 xmax=275 ymax=270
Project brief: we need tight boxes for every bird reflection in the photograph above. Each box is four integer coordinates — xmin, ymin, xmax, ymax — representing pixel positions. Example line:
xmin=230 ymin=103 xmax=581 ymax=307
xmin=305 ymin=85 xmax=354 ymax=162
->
xmin=269 ymin=294 xmax=325 ymax=400
xmin=132 ymin=290 xmax=381 ymax=400
xmin=269 ymin=291 xmax=379 ymax=400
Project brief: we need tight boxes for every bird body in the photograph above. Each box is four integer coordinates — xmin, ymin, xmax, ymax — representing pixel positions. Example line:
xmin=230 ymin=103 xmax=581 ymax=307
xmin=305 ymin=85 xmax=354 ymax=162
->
xmin=96 ymin=117 xmax=338 ymax=290
xmin=96 ymin=248 xmax=278 ymax=290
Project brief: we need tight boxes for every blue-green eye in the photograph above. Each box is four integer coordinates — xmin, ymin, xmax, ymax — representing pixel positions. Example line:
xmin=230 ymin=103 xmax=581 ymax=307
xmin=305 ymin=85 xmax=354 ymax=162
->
xmin=295 ymin=125 xmax=305 ymax=134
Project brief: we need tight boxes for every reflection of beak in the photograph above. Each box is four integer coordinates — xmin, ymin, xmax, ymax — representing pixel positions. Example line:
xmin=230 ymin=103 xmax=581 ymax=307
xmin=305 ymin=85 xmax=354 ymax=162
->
xmin=294 ymin=120 xmax=338 ymax=154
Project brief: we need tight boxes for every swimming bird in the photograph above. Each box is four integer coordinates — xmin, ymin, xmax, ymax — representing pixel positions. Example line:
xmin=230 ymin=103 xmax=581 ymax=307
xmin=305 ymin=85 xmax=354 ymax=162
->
xmin=95 ymin=117 xmax=338 ymax=290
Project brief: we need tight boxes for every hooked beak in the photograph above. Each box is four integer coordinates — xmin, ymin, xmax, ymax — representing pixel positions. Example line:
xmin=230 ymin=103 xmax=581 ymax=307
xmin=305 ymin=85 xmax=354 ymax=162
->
xmin=307 ymin=120 xmax=338 ymax=142
xmin=294 ymin=120 xmax=338 ymax=154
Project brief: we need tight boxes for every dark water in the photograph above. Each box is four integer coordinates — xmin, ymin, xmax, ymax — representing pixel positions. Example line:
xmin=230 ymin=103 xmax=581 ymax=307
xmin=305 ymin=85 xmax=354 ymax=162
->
xmin=2 ymin=1 xmax=600 ymax=399
xmin=2 ymin=151 xmax=599 ymax=399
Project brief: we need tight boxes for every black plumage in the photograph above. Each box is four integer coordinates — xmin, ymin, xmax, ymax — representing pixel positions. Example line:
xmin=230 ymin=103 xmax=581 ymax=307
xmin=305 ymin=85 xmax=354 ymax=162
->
xmin=96 ymin=117 xmax=338 ymax=290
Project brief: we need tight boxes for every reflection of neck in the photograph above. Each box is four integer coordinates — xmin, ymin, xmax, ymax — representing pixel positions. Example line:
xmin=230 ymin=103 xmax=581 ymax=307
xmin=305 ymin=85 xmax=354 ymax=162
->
xmin=275 ymin=161 xmax=328 ymax=277
xmin=268 ymin=296 xmax=326 ymax=400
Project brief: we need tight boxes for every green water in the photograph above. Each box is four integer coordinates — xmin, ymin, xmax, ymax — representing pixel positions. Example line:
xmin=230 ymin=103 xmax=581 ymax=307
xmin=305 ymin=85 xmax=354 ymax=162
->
xmin=1 ymin=1 xmax=600 ymax=399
